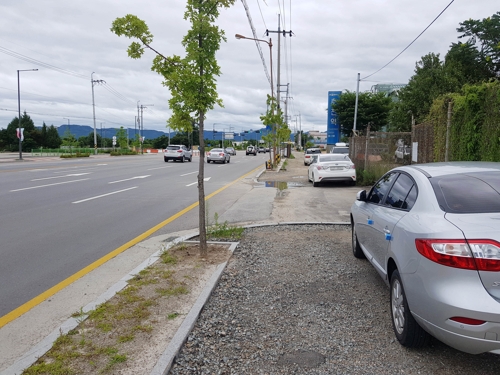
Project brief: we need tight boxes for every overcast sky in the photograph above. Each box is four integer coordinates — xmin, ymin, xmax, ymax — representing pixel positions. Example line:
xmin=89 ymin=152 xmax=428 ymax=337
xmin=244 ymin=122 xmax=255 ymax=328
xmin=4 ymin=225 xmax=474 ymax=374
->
xmin=0 ymin=0 xmax=497 ymax=135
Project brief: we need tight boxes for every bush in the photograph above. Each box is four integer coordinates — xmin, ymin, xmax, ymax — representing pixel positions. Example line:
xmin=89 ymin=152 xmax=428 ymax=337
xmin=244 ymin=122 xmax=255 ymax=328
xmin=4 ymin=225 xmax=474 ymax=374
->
xmin=356 ymin=163 xmax=393 ymax=186
xmin=110 ymin=150 xmax=138 ymax=156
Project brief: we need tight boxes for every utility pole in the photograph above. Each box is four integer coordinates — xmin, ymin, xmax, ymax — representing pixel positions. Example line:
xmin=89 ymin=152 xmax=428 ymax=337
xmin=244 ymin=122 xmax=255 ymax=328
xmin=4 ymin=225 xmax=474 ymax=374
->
xmin=139 ymin=103 xmax=153 ymax=154
xmin=91 ymin=73 xmax=105 ymax=155
xmin=266 ymin=14 xmax=292 ymax=165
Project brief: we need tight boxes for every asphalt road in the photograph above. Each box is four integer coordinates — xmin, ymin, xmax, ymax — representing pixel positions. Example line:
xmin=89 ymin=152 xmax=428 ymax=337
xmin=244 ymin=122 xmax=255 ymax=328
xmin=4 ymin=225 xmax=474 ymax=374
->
xmin=0 ymin=152 xmax=267 ymax=318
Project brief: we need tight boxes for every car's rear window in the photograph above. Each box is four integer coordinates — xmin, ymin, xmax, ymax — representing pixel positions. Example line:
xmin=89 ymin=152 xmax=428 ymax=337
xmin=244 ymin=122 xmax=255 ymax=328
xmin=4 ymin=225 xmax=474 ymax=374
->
xmin=211 ymin=149 xmax=223 ymax=152
xmin=306 ymin=149 xmax=321 ymax=154
xmin=331 ymin=147 xmax=349 ymax=154
xmin=167 ymin=146 xmax=180 ymax=150
xmin=431 ymin=172 xmax=500 ymax=213
xmin=318 ymin=155 xmax=350 ymax=162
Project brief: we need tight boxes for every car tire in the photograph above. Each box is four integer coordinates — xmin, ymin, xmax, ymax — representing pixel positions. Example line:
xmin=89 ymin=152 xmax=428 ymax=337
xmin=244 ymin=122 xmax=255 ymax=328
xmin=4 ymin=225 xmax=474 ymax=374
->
xmin=352 ymin=225 xmax=365 ymax=259
xmin=304 ymin=162 xmax=307 ymax=166
xmin=390 ymin=270 xmax=430 ymax=348
xmin=228 ymin=158 xmax=230 ymax=164
xmin=181 ymin=156 xmax=185 ymax=163
xmin=188 ymin=156 xmax=192 ymax=162
xmin=207 ymin=159 xmax=210 ymax=163
xmin=164 ymin=158 xmax=168 ymax=163
xmin=313 ymin=176 xmax=319 ymax=187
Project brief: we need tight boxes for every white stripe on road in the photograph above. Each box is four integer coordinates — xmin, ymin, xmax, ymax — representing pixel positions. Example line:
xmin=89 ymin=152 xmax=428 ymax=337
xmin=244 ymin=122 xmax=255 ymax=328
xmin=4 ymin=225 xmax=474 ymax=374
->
xmin=180 ymin=171 xmax=197 ymax=176
xmin=186 ymin=177 xmax=210 ymax=187
xmin=108 ymin=175 xmax=150 ymax=184
xmin=32 ymin=173 xmax=90 ymax=181
xmin=72 ymin=187 xmax=138 ymax=204
xmin=10 ymin=178 xmax=90 ymax=192
xmin=147 ymin=166 xmax=172 ymax=171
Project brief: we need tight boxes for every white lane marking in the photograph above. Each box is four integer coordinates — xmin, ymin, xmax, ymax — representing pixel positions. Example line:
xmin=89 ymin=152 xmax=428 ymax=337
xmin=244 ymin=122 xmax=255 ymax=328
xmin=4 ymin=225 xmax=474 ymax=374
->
xmin=97 ymin=164 xmax=107 ymax=166
xmin=147 ymin=166 xmax=172 ymax=171
xmin=31 ymin=173 xmax=90 ymax=181
xmin=108 ymin=175 xmax=150 ymax=184
xmin=186 ymin=177 xmax=211 ymax=187
xmin=27 ymin=169 xmax=49 ymax=172
xmin=180 ymin=171 xmax=197 ymax=176
xmin=72 ymin=187 xmax=138 ymax=204
xmin=10 ymin=178 xmax=90 ymax=192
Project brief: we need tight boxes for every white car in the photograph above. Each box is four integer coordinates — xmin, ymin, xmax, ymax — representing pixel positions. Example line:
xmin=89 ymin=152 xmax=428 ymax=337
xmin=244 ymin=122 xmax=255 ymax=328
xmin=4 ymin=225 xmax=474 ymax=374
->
xmin=308 ymin=154 xmax=356 ymax=187
xmin=207 ymin=148 xmax=230 ymax=164
xmin=304 ymin=148 xmax=322 ymax=165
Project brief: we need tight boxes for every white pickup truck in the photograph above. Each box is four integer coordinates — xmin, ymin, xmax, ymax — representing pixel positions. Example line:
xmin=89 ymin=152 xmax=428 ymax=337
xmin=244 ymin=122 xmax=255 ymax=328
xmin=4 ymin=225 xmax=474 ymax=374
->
xmin=163 ymin=145 xmax=193 ymax=162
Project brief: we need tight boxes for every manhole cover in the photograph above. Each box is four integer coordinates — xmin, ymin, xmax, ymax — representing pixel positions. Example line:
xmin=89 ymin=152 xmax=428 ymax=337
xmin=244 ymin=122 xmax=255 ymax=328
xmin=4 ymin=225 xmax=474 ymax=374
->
xmin=277 ymin=349 xmax=325 ymax=368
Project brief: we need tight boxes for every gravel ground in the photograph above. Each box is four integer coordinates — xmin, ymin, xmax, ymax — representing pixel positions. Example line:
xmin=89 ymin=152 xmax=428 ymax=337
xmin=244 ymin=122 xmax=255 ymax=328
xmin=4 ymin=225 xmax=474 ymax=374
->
xmin=170 ymin=224 xmax=500 ymax=375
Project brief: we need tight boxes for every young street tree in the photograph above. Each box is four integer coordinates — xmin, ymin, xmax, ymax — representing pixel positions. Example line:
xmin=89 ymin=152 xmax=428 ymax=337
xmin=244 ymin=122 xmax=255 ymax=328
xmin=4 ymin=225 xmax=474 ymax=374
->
xmin=259 ymin=94 xmax=289 ymax=167
xmin=111 ymin=0 xmax=235 ymax=256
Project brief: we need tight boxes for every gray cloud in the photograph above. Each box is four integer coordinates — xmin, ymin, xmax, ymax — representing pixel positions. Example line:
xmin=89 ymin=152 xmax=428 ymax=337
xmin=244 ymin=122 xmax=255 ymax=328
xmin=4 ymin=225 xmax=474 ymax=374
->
xmin=0 ymin=0 xmax=497 ymax=134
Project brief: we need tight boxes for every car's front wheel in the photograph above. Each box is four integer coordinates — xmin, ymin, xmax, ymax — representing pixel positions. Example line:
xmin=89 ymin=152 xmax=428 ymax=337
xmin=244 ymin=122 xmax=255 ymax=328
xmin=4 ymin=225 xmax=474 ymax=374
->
xmin=390 ymin=270 xmax=430 ymax=348
xmin=352 ymin=225 xmax=365 ymax=259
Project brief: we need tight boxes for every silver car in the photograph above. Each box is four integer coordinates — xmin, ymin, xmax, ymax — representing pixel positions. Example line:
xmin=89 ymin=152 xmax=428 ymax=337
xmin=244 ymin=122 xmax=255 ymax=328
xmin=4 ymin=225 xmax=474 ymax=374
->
xmin=207 ymin=148 xmax=230 ymax=164
xmin=350 ymin=162 xmax=500 ymax=355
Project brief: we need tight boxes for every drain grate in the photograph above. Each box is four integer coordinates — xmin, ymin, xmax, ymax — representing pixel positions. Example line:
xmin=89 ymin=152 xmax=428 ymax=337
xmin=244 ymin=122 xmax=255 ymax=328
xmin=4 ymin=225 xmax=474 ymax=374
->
xmin=277 ymin=349 xmax=326 ymax=368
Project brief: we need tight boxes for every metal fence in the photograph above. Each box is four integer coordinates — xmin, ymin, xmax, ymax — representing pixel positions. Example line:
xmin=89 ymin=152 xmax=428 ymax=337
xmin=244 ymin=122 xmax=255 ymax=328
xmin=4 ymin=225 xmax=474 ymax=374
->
xmin=349 ymin=122 xmax=437 ymax=170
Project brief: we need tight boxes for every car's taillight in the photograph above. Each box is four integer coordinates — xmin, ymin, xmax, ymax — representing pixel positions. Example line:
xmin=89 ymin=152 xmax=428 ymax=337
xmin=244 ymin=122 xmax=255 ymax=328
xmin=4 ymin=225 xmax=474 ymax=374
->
xmin=177 ymin=150 xmax=183 ymax=153
xmin=415 ymin=239 xmax=500 ymax=271
xmin=350 ymin=164 xmax=355 ymax=169
xmin=219 ymin=153 xmax=224 ymax=156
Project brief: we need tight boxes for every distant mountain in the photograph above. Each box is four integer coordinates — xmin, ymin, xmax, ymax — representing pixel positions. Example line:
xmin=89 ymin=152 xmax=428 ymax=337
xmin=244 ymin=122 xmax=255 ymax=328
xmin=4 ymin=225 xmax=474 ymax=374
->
xmin=57 ymin=125 xmax=172 ymax=140
xmin=56 ymin=124 xmax=289 ymax=142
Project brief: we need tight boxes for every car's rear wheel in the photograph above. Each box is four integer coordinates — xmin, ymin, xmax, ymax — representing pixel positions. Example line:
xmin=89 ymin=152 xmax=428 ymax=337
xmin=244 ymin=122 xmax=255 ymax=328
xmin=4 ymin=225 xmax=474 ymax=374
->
xmin=164 ymin=158 xmax=168 ymax=163
xmin=390 ymin=270 xmax=430 ymax=348
xmin=207 ymin=159 xmax=210 ymax=163
xmin=188 ymin=156 xmax=192 ymax=162
xmin=227 ymin=158 xmax=230 ymax=163
xmin=312 ymin=175 xmax=319 ymax=187
xmin=352 ymin=225 xmax=365 ymax=259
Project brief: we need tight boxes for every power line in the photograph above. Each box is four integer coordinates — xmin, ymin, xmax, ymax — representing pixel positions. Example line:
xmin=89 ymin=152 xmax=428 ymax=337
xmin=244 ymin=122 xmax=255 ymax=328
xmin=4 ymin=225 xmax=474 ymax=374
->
xmin=362 ymin=0 xmax=455 ymax=80
xmin=0 ymin=45 xmax=88 ymax=80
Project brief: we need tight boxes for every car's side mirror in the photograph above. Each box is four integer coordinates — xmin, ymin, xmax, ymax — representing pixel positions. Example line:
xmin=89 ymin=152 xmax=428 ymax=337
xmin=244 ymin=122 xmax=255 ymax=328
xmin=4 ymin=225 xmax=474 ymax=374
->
xmin=356 ymin=190 xmax=367 ymax=202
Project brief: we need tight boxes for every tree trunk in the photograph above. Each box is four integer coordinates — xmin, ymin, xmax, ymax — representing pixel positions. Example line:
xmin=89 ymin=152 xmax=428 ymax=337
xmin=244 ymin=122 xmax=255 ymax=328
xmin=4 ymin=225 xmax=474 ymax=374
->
xmin=198 ymin=111 xmax=207 ymax=257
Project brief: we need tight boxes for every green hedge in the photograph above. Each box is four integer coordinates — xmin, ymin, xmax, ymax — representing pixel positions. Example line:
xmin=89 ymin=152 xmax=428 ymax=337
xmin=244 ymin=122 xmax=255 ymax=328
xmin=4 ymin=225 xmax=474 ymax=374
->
xmin=429 ymin=80 xmax=500 ymax=162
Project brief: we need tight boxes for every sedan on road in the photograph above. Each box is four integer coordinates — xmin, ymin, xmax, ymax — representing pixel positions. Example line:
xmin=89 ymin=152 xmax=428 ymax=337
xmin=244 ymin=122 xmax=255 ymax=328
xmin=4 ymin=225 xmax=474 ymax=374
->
xmin=350 ymin=162 xmax=500 ymax=355
xmin=308 ymin=154 xmax=356 ymax=187
xmin=207 ymin=148 xmax=230 ymax=164
xmin=225 ymin=147 xmax=236 ymax=156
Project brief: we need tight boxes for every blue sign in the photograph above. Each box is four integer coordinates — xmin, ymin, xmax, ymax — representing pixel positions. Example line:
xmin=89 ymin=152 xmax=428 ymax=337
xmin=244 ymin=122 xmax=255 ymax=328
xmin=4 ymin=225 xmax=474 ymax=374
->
xmin=327 ymin=91 xmax=341 ymax=145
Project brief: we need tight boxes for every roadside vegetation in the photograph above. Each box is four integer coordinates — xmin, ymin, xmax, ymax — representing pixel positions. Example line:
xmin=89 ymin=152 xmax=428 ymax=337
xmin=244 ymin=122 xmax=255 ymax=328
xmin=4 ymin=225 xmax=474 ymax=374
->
xmin=22 ymin=241 xmax=231 ymax=375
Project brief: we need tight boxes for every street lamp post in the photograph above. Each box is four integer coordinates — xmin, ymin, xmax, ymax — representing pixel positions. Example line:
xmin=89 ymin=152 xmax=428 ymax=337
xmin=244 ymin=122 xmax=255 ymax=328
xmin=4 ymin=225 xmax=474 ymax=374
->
xmin=17 ymin=69 xmax=38 ymax=160
xmin=235 ymin=33 xmax=276 ymax=168
xmin=235 ymin=34 xmax=273 ymax=99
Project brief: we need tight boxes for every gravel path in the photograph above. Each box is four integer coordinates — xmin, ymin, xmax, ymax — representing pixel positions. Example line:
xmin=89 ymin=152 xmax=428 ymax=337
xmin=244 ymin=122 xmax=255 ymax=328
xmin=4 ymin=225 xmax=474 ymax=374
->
xmin=170 ymin=224 xmax=500 ymax=374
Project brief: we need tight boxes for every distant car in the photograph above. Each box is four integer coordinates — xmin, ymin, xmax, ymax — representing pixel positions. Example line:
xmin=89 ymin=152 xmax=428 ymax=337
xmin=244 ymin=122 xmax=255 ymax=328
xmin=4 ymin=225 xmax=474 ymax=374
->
xmin=330 ymin=143 xmax=349 ymax=155
xmin=225 ymin=147 xmax=236 ymax=156
xmin=207 ymin=148 xmax=230 ymax=164
xmin=350 ymin=162 xmax=500 ymax=354
xmin=395 ymin=146 xmax=411 ymax=161
xmin=246 ymin=146 xmax=257 ymax=156
xmin=164 ymin=145 xmax=192 ymax=162
xmin=258 ymin=147 xmax=266 ymax=153
xmin=308 ymin=154 xmax=356 ymax=187
xmin=265 ymin=147 xmax=270 ymax=152
xmin=304 ymin=148 xmax=322 ymax=166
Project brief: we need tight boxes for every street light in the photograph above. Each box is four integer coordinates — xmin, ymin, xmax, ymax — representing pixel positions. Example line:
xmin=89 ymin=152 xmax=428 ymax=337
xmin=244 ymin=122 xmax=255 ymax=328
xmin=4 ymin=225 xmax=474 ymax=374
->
xmin=63 ymin=117 xmax=70 ymax=126
xmin=17 ymin=69 xmax=38 ymax=160
xmin=235 ymin=34 xmax=273 ymax=99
